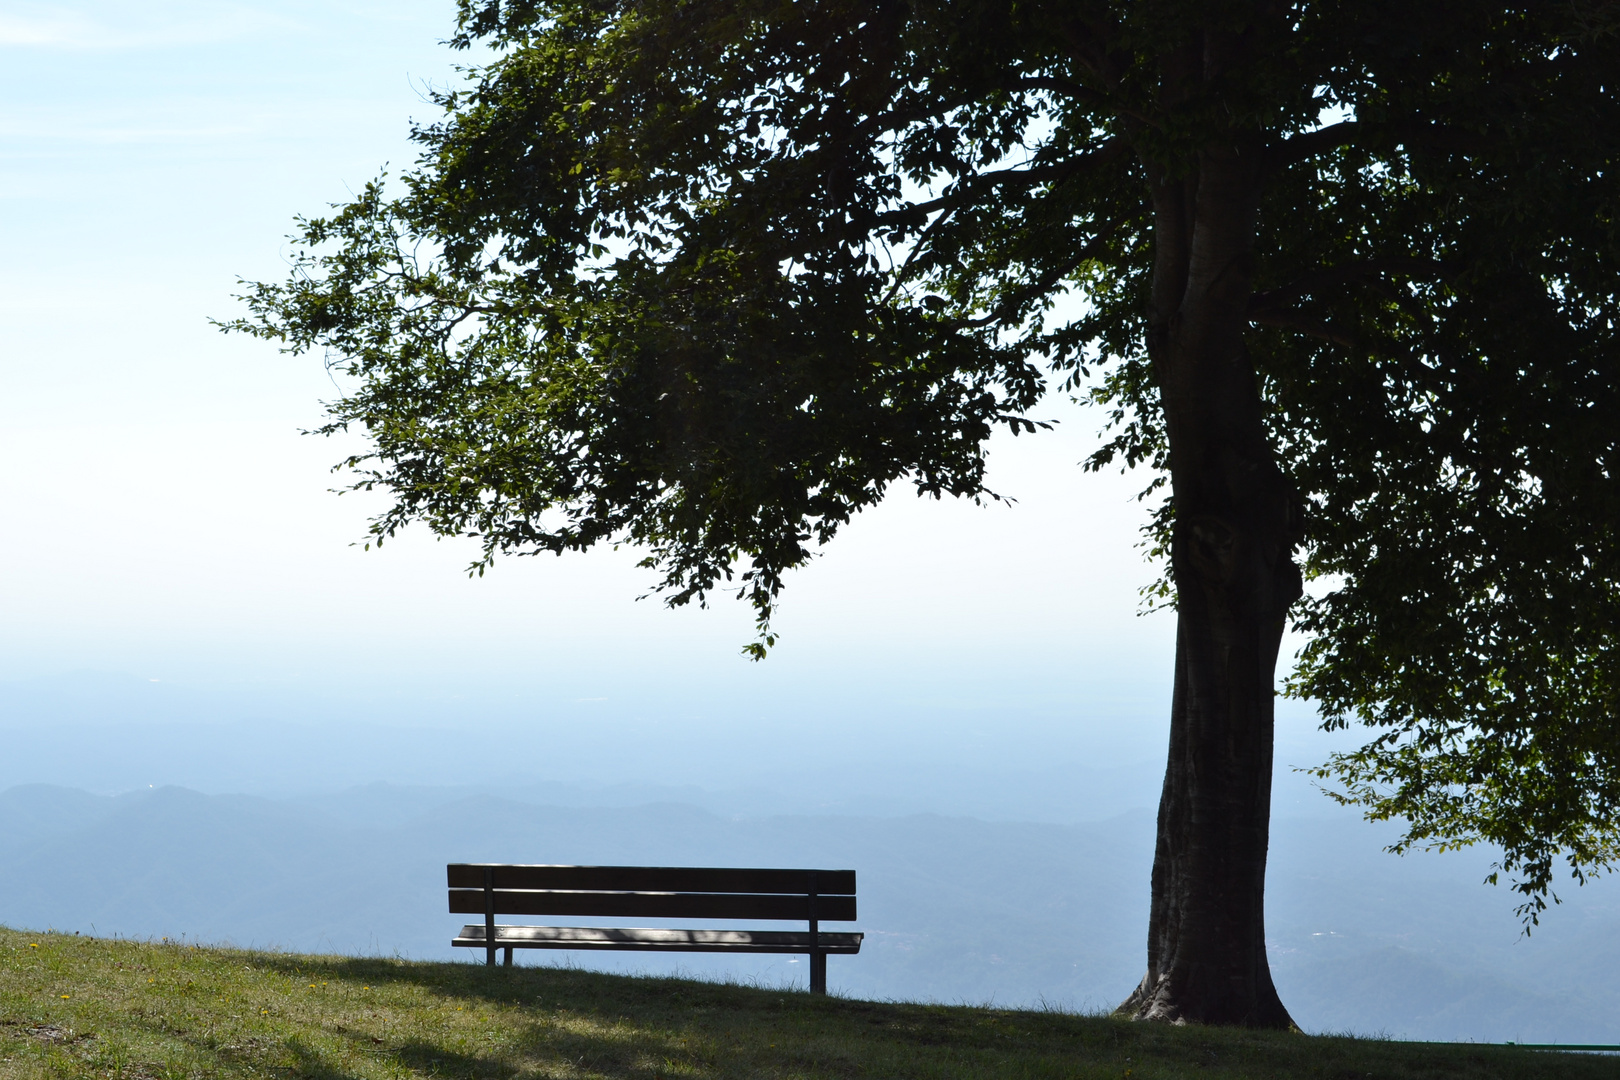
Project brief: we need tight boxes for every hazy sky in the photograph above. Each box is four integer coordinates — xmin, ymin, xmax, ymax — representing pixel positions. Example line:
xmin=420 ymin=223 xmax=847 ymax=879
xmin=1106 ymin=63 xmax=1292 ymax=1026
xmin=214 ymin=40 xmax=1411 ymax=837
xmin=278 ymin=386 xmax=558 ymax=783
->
xmin=0 ymin=1 xmax=1348 ymax=805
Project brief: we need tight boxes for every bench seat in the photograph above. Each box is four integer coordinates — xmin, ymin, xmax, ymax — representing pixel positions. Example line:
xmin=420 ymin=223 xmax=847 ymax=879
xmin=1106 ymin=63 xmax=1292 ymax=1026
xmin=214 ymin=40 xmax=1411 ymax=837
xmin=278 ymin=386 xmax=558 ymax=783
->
xmin=452 ymin=925 xmax=864 ymax=953
xmin=447 ymin=863 xmax=859 ymax=992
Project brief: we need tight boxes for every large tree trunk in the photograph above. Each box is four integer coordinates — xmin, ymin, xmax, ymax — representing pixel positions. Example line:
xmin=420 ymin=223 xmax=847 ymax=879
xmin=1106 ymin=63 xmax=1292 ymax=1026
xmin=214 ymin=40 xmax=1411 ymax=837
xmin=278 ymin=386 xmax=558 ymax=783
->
xmin=1116 ymin=90 xmax=1304 ymax=1026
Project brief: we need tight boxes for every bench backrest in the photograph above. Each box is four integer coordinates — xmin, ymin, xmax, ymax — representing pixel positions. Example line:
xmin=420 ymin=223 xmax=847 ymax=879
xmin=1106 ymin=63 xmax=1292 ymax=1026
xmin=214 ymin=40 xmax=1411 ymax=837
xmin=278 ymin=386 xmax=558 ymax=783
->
xmin=447 ymin=864 xmax=857 ymax=921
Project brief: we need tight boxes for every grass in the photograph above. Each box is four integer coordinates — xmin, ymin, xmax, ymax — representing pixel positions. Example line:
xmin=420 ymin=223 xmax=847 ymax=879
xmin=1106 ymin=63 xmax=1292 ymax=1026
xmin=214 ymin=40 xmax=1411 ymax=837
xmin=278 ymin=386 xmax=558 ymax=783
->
xmin=1 ymin=927 xmax=1614 ymax=1079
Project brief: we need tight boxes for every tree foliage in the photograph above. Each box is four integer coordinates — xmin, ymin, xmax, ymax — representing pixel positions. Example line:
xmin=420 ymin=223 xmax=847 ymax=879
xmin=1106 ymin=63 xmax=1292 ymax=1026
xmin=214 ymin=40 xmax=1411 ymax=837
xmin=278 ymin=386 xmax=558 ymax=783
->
xmin=227 ymin=1 xmax=1620 ymax=919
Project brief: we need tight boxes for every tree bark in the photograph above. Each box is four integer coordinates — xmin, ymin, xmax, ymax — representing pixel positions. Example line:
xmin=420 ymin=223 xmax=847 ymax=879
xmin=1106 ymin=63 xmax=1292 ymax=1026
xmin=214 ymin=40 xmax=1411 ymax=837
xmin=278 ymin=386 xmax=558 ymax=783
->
xmin=1116 ymin=36 xmax=1304 ymax=1026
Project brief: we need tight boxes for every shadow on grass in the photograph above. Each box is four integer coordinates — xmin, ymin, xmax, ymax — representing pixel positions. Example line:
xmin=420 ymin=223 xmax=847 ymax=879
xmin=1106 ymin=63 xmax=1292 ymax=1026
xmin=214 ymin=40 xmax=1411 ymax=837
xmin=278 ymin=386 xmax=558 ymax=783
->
xmin=283 ymin=1036 xmax=373 ymax=1080
xmin=389 ymin=1035 xmax=673 ymax=1080
xmin=250 ymin=952 xmax=810 ymax=1008
xmin=232 ymin=954 xmax=1607 ymax=1080
xmin=3 ymin=930 xmax=1609 ymax=1080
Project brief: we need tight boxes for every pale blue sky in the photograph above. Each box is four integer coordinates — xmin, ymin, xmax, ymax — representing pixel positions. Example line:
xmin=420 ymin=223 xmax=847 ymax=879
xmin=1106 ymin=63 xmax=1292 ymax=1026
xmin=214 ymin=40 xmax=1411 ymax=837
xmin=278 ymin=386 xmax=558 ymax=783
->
xmin=0 ymin=1 xmax=1352 ymax=807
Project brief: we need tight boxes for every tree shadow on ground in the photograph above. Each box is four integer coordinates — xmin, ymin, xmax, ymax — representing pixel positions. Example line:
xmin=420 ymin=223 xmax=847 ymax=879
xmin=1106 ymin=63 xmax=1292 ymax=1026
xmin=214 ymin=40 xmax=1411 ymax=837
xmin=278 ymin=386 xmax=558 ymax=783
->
xmin=234 ymin=954 xmax=1597 ymax=1080
xmin=242 ymin=954 xmax=1058 ymax=1079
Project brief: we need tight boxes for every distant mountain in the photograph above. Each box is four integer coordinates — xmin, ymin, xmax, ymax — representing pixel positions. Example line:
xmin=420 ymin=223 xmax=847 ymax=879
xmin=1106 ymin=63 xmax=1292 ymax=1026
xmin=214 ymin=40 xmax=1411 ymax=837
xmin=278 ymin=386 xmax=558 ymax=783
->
xmin=0 ymin=673 xmax=1172 ymax=822
xmin=2 ymin=782 xmax=1616 ymax=1043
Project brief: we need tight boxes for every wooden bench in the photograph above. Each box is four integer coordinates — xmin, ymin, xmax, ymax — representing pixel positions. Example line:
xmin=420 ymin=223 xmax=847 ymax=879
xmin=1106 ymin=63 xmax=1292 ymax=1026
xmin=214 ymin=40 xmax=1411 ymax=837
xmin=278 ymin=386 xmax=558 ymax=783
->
xmin=447 ymin=863 xmax=860 ymax=994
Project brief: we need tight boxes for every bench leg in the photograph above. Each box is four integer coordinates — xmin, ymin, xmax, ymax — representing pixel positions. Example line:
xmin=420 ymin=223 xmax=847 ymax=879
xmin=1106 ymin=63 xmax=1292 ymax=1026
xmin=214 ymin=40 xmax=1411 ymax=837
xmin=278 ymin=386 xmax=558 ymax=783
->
xmin=810 ymin=952 xmax=827 ymax=995
xmin=504 ymin=946 xmax=513 ymax=967
xmin=484 ymin=868 xmax=497 ymax=967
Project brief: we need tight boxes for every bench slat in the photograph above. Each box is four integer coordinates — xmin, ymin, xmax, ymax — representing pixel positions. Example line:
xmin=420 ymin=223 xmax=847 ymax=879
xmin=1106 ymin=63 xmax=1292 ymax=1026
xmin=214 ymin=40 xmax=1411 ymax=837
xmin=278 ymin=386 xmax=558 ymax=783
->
xmin=448 ymin=888 xmax=857 ymax=922
xmin=446 ymin=864 xmax=855 ymax=895
xmin=452 ymin=925 xmax=863 ymax=955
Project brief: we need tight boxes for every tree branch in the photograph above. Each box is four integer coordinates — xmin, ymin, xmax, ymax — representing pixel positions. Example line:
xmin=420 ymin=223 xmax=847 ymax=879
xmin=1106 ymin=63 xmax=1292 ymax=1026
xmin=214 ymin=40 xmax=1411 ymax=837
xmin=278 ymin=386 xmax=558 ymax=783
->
xmin=1267 ymin=119 xmax=1490 ymax=170
xmin=878 ymin=202 xmax=960 ymax=305
xmin=873 ymin=136 xmax=1127 ymax=230
xmin=1249 ymin=259 xmax=1459 ymax=312
xmin=1249 ymin=308 xmax=1357 ymax=348
xmin=1267 ymin=121 xmax=1361 ymax=168
xmin=1004 ymin=75 xmax=1157 ymax=127
xmin=951 ymin=219 xmax=1124 ymax=330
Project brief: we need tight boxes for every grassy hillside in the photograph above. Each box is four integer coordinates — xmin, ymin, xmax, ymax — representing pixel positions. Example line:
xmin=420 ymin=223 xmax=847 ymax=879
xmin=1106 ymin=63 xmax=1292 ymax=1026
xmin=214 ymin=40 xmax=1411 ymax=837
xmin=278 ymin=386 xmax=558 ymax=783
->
xmin=0 ymin=928 xmax=1612 ymax=1080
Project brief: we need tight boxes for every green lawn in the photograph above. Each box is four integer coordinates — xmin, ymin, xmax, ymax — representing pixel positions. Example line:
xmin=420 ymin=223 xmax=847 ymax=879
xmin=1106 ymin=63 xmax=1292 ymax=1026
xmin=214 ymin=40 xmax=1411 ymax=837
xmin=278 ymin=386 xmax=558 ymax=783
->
xmin=0 ymin=927 xmax=1612 ymax=1079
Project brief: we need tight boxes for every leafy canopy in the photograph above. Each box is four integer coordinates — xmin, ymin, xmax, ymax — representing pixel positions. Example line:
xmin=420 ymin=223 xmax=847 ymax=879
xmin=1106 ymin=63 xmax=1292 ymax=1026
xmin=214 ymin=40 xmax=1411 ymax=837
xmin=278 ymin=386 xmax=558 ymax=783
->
xmin=226 ymin=1 xmax=1620 ymax=917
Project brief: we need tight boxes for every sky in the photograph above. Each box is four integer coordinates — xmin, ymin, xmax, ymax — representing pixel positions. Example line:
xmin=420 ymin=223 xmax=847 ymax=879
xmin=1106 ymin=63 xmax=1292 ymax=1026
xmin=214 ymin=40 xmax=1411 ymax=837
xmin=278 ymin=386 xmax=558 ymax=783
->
xmin=0 ymin=0 xmax=1352 ymax=810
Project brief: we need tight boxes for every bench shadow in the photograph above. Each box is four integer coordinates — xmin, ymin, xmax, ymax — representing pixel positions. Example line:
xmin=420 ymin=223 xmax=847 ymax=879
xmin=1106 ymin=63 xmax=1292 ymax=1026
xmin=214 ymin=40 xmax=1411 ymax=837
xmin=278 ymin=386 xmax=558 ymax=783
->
xmin=240 ymin=954 xmax=938 ymax=1079
xmin=249 ymin=952 xmax=807 ymax=1009
xmin=388 ymin=1030 xmax=690 ymax=1080
xmin=281 ymin=1036 xmax=373 ymax=1080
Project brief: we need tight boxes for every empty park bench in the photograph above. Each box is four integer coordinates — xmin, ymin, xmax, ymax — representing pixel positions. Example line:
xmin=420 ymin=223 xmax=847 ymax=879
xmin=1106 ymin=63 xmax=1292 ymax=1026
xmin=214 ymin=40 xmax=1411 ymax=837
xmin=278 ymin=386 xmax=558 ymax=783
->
xmin=448 ymin=863 xmax=860 ymax=993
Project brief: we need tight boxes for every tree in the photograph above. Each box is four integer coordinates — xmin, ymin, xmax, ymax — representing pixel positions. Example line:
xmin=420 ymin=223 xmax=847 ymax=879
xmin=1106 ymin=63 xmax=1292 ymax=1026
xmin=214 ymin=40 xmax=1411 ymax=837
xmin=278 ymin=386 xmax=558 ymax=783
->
xmin=226 ymin=0 xmax=1620 ymax=1027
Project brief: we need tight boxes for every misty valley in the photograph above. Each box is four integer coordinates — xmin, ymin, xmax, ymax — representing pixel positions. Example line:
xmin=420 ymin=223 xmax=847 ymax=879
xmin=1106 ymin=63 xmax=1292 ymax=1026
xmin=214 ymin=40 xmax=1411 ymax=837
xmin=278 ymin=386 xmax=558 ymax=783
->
xmin=3 ymin=780 xmax=1617 ymax=1044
